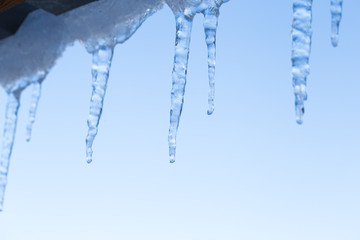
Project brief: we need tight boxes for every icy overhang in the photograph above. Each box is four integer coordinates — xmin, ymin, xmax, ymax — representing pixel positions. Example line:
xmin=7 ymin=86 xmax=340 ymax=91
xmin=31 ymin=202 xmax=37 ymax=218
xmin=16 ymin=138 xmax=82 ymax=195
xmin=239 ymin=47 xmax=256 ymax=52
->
xmin=0 ymin=0 xmax=165 ymax=88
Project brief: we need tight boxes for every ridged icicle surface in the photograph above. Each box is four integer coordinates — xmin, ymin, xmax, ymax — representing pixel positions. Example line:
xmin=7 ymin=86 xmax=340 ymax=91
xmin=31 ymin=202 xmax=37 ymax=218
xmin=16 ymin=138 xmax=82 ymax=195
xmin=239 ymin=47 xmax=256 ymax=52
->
xmin=330 ymin=0 xmax=343 ymax=47
xmin=291 ymin=0 xmax=313 ymax=124
xmin=0 ymin=93 xmax=20 ymax=211
xmin=168 ymin=0 xmax=228 ymax=163
xmin=86 ymin=46 xmax=114 ymax=164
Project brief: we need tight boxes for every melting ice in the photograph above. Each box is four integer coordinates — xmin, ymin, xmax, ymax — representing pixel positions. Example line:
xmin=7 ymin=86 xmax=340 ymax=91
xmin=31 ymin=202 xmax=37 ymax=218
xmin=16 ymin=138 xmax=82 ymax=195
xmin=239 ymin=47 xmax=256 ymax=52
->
xmin=290 ymin=0 xmax=343 ymax=124
xmin=291 ymin=0 xmax=313 ymax=124
xmin=168 ymin=0 xmax=228 ymax=163
xmin=86 ymin=46 xmax=114 ymax=164
xmin=0 ymin=0 xmax=346 ymax=210
xmin=330 ymin=0 xmax=343 ymax=47
xmin=0 ymin=0 xmax=228 ymax=210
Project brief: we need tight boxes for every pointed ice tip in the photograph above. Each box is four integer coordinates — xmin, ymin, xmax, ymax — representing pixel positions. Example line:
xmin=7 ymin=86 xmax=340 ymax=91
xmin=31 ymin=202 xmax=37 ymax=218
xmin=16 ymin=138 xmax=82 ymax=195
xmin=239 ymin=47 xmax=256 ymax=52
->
xmin=296 ymin=111 xmax=304 ymax=125
xmin=296 ymin=112 xmax=304 ymax=125
xmin=169 ymin=154 xmax=175 ymax=163
xmin=86 ymin=157 xmax=93 ymax=164
xmin=207 ymin=108 xmax=214 ymax=115
xmin=26 ymin=135 xmax=31 ymax=142
xmin=295 ymin=102 xmax=305 ymax=125
xmin=331 ymin=38 xmax=339 ymax=47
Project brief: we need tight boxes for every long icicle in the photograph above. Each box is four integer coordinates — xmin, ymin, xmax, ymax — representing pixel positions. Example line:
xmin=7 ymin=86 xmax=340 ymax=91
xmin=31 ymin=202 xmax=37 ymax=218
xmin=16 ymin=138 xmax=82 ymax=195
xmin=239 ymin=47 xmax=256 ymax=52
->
xmin=0 ymin=93 xmax=20 ymax=211
xmin=291 ymin=0 xmax=313 ymax=124
xmin=26 ymin=82 xmax=42 ymax=141
xmin=86 ymin=45 xmax=114 ymax=164
xmin=330 ymin=0 xmax=343 ymax=47
xmin=203 ymin=8 xmax=219 ymax=115
xmin=169 ymin=13 xmax=193 ymax=163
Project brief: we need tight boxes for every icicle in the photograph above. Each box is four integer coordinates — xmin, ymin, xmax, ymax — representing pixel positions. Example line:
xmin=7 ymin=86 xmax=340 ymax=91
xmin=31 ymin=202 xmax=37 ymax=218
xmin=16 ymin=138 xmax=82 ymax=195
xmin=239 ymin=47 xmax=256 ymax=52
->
xmin=168 ymin=13 xmax=194 ymax=163
xmin=291 ymin=0 xmax=313 ymax=124
xmin=86 ymin=45 xmax=114 ymax=164
xmin=203 ymin=8 xmax=219 ymax=115
xmin=0 ymin=93 xmax=20 ymax=211
xmin=330 ymin=0 xmax=343 ymax=47
xmin=26 ymin=82 xmax=42 ymax=141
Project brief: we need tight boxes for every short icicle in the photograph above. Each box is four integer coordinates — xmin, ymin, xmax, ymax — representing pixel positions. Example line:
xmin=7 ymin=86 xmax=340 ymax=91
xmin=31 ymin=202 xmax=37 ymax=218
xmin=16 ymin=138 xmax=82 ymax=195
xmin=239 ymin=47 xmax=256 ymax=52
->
xmin=203 ymin=8 xmax=219 ymax=115
xmin=86 ymin=45 xmax=114 ymax=164
xmin=168 ymin=13 xmax=194 ymax=163
xmin=26 ymin=82 xmax=42 ymax=141
xmin=330 ymin=0 xmax=343 ymax=47
xmin=291 ymin=0 xmax=313 ymax=124
xmin=0 ymin=93 xmax=21 ymax=211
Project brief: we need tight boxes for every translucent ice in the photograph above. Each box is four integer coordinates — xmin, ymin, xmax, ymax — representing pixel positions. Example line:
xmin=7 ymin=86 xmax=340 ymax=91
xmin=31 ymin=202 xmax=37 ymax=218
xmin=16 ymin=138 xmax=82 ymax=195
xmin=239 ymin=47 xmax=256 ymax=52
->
xmin=330 ymin=0 xmax=343 ymax=47
xmin=86 ymin=46 xmax=114 ymax=164
xmin=0 ymin=93 xmax=20 ymax=211
xmin=0 ymin=0 xmax=164 ymax=210
xmin=167 ymin=0 xmax=228 ymax=163
xmin=168 ymin=12 xmax=193 ymax=164
xmin=291 ymin=0 xmax=313 ymax=124
xmin=0 ymin=0 xmax=349 ymax=211
xmin=0 ymin=0 xmax=230 ymax=210
xmin=204 ymin=8 xmax=219 ymax=115
xmin=26 ymin=72 xmax=47 ymax=141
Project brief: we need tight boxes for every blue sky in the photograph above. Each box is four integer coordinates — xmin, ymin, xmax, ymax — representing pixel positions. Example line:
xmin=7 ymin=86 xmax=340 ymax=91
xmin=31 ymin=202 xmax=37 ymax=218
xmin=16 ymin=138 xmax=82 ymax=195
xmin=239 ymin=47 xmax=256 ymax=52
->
xmin=0 ymin=1 xmax=359 ymax=239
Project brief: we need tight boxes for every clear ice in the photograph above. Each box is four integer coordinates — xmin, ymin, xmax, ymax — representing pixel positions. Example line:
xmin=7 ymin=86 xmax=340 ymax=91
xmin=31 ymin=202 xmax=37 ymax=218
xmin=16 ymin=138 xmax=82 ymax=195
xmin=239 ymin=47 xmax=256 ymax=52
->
xmin=26 ymin=72 xmax=47 ymax=141
xmin=0 ymin=0 xmax=348 ymax=210
xmin=168 ymin=0 xmax=228 ymax=163
xmin=291 ymin=0 xmax=313 ymax=124
xmin=0 ymin=0 xmax=229 ymax=210
xmin=204 ymin=8 xmax=219 ymax=115
xmin=330 ymin=0 xmax=343 ymax=47
xmin=0 ymin=93 xmax=20 ymax=211
xmin=168 ymin=12 xmax=193 ymax=164
xmin=290 ymin=0 xmax=345 ymax=123
xmin=86 ymin=45 xmax=114 ymax=164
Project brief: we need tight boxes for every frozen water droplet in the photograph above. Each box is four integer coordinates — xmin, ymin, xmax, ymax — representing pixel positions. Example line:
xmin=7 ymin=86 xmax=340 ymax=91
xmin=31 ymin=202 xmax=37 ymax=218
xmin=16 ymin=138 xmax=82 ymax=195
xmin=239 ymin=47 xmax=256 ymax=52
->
xmin=169 ymin=13 xmax=194 ymax=163
xmin=0 ymin=93 xmax=20 ymax=211
xmin=330 ymin=0 xmax=343 ymax=47
xmin=291 ymin=0 xmax=312 ymax=124
xmin=86 ymin=45 xmax=114 ymax=164
xmin=203 ymin=8 xmax=219 ymax=115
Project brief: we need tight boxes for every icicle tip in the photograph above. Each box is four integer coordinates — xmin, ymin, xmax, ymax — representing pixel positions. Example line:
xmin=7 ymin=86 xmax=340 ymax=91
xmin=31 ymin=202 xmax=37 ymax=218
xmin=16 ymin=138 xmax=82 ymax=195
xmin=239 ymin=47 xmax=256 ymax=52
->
xmin=207 ymin=107 xmax=214 ymax=115
xmin=26 ymin=135 xmax=31 ymax=142
xmin=295 ymin=106 xmax=305 ymax=125
xmin=86 ymin=156 xmax=93 ymax=164
xmin=296 ymin=118 xmax=304 ymax=125
xmin=331 ymin=36 xmax=339 ymax=47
